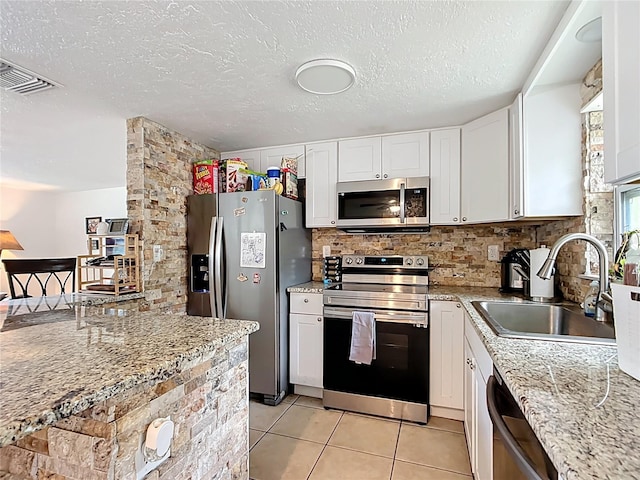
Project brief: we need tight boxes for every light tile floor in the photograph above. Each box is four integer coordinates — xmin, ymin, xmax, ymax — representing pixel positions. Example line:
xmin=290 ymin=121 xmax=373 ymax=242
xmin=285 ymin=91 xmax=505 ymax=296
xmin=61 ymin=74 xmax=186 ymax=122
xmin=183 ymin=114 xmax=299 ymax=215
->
xmin=249 ymin=395 xmax=472 ymax=480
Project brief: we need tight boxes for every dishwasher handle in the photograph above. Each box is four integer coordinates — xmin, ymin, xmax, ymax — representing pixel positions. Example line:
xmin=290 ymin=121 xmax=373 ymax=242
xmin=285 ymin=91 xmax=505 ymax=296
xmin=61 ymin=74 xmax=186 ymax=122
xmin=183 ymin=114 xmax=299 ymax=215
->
xmin=487 ymin=375 xmax=546 ymax=480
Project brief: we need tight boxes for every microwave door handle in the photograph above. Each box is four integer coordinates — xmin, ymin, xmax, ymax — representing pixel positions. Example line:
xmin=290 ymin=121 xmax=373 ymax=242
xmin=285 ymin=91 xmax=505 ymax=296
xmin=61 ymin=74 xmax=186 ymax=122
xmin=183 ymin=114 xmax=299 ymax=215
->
xmin=487 ymin=376 xmax=545 ymax=480
xmin=399 ymin=182 xmax=406 ymax=223
xmin=208 ymin=217 xmax=217 ymax=317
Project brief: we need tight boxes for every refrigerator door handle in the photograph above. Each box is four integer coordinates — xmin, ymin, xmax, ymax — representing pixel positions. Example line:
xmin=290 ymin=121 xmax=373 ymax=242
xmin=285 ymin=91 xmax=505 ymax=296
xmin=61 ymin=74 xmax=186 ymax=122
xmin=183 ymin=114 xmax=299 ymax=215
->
xmin=208 ymin=216 xmax=217 ymax=316
xmin=214 ymin=216 xmax=225 ymax=319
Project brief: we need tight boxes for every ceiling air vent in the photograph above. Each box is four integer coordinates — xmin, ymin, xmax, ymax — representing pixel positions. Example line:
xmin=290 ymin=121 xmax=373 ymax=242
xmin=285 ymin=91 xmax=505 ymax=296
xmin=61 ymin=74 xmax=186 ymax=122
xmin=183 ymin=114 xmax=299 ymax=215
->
xmin=0 ymin=59 xmax=58 ymax=95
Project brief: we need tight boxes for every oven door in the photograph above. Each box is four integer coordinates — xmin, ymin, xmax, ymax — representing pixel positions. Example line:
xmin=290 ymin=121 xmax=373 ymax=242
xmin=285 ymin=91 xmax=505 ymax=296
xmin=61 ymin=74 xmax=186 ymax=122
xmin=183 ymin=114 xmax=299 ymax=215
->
xmin=323 ymin=306 xmax=429 ymax=404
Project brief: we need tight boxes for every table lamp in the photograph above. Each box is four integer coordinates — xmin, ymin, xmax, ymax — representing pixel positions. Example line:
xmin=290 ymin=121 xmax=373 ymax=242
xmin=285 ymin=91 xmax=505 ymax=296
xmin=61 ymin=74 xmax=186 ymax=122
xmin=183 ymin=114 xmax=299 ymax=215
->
xmin=0 ymin=230 xmax=24 ymax=257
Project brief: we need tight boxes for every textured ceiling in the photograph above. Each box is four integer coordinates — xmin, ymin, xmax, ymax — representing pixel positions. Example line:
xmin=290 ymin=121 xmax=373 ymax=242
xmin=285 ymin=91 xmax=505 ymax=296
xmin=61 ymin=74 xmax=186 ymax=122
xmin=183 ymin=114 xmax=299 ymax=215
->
xmin=0 ymin=0 xmax=576 ymax=191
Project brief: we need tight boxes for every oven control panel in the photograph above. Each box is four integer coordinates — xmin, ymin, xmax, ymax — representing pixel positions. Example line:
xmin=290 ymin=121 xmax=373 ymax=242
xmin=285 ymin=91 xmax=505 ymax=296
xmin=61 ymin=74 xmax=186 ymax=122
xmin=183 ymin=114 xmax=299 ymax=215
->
xmin=341 ymin=255 xmax=428 ymax=270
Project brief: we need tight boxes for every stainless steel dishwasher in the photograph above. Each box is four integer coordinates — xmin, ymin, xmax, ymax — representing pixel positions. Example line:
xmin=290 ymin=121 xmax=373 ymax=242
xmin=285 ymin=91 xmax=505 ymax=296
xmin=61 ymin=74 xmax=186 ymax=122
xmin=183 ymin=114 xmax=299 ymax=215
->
xmin=487 ymin=369 xmax=558 ymax=480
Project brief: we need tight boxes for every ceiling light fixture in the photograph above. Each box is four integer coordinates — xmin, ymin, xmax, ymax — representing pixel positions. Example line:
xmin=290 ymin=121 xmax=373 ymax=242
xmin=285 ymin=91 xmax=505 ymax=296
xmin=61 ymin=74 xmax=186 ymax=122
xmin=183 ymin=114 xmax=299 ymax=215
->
xmin=575 ymin=17 xmax=602 ymax=43
xmin=295 ymin=59 xmax=356 ymax=95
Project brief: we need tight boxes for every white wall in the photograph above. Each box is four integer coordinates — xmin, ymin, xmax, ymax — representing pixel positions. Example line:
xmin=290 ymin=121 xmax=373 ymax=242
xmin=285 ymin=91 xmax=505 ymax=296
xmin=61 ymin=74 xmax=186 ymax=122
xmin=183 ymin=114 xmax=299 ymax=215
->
xmin=0 ymin=185 xmax=127 ymax=295
xmin=55 ymin=187 xmax=127 ymax=257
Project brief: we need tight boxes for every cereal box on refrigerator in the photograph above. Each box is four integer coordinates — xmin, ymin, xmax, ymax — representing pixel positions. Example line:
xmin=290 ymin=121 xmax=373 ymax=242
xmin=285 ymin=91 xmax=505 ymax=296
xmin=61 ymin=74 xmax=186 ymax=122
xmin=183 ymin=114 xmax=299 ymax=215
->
xmin=193 ymin=159 xmax=219 ymax=195
xmin=280 ymin=156 xmax=299 ymax=200
xmin=220 ymin=158 xmax=249 ymax=193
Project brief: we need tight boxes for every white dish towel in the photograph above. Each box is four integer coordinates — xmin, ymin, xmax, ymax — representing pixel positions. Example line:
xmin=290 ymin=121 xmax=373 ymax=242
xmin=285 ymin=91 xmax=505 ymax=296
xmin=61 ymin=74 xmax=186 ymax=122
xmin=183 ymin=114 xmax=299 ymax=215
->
xmin=349 ymin=311 xmax=376 ymax=365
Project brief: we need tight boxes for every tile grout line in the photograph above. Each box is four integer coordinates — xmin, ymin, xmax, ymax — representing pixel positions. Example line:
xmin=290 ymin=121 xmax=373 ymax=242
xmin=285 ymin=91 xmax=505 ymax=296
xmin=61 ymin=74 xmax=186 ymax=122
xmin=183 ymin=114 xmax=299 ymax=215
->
xmin=389 ymin=419 xmax=404 ymax=480
xmin=305 ymin=410 xmax=345 ymax=480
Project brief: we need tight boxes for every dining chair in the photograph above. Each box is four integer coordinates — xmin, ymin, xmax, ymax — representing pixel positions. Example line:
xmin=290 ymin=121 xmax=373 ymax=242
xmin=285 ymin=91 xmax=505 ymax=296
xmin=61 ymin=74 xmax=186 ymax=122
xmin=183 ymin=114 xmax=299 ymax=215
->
xmin=2 ymin=258 xmax=76 ymax=299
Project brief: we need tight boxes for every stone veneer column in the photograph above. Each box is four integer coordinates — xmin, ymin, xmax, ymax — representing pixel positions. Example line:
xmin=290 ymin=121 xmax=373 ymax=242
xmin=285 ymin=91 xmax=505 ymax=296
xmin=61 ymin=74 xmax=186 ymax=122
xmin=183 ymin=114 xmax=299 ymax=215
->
xmin=127 ymin=117 xmax=219 ymax=312
xmin=0 ymin=336 xmax=250 ymax=480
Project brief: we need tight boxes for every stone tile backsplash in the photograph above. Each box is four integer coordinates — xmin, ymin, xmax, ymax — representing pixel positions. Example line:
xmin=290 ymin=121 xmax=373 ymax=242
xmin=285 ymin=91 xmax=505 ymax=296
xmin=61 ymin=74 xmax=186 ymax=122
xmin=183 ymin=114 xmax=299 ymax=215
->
xmin=312 ymin=225 xmax=539 ymax=288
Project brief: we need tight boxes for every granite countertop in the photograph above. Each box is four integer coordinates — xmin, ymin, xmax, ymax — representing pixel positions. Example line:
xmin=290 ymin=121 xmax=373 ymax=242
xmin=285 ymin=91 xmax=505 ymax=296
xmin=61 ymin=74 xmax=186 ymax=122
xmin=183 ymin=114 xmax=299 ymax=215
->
xmin=444 ymin=287 xmax=636 ymax=480
xmin=0 ymin=298 xmax=259 ymax=447
xmin=287 ymin=282 xmax=638 ymax=479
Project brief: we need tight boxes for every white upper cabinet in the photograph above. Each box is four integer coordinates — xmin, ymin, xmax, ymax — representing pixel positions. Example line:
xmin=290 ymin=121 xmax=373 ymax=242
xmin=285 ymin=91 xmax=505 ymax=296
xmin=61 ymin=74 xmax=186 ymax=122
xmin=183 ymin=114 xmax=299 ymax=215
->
xmin=381 ymin=132 xmax=430 ymax=179
xmin=430 ymin=129 xmax=461 ymax=225
xmin=521 ymin=85 xmax=582 ymax=217
xmin=461 ymin=108 xmax=510 ymax=223
xmin=221 ymin=149 xmax=261 ymax=172
xmin=260 ymin=145 xmax=305 ymax=178
xmin=508 ymin=94 xmax=524 ymax=220
xmin=338 ymin=132 xmax=429 ymax=182
xmin=305 ymin=142 xmax=338 ymax=228
xmin=338 ymin=137 xmax=382 ymax=181
xmin=603 ymin=0 xmax=640 ymax=184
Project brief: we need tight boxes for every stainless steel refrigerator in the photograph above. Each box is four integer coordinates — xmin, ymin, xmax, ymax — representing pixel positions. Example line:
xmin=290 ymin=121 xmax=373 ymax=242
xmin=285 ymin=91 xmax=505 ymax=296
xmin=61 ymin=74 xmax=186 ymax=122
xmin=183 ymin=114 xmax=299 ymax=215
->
xmin=187 ymin=190 xmax=311 ymax=405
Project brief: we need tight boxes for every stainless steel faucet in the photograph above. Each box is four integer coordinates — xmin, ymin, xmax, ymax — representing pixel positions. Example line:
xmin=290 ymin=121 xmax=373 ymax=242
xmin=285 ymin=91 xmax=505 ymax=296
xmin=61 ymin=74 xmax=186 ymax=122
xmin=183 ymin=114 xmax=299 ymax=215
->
xmin=537 ymin=233 xmax=613 ymax=322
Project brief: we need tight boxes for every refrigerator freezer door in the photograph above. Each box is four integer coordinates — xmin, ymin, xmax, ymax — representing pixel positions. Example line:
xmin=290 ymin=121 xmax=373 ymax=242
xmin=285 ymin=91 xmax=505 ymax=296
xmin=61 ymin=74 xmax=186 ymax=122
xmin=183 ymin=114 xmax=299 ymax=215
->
xmin=187 ymin=194 xmax=217 ymax=317
xmin=219 ymin=191 xmax=280 ymax=398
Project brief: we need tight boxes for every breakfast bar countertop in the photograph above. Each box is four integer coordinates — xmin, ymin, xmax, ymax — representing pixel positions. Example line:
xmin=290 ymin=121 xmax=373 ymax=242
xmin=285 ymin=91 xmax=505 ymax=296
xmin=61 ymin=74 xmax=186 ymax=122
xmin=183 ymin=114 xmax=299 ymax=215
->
xmin=0 ymin=297 xmax=259 ymax=447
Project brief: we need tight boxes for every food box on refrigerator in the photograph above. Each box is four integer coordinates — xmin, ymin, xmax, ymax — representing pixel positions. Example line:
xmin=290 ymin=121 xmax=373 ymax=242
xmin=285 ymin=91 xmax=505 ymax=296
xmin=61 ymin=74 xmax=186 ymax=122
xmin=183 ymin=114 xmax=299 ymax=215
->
xmin=220 ymin=159 xmax=249 ymax=192
xmin=193 ymin=159 xmax=219 ymax=195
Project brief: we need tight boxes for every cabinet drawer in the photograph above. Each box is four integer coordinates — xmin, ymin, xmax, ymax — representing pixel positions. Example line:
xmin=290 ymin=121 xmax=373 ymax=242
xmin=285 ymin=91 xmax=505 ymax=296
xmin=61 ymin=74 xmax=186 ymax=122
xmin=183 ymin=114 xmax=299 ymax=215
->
xmin=290 ymin=293 xmax=323 ymax=314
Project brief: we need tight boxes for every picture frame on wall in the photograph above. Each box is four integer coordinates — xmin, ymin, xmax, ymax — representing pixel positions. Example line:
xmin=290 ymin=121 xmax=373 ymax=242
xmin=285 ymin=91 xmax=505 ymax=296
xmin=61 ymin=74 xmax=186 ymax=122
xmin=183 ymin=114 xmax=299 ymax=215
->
xmin=85 ymin=216 xmax=102 ymax=234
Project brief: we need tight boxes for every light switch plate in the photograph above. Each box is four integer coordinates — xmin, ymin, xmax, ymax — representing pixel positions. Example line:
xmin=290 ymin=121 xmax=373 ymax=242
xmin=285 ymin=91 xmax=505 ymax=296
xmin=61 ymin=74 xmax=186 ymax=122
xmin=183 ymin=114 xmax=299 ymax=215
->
xmin=153 ymin=245 xmax=163 ymax=262
xmin=322 ymin=245 xmax=331 ymax=257
xmin=488 ymin=245 xmax=500 ymax=261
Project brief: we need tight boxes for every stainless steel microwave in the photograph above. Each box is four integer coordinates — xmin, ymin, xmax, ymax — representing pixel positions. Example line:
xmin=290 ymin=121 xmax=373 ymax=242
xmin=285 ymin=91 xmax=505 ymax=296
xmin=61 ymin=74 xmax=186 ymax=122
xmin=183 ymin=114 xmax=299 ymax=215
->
xmin=336 ymin=177 xmax=430 ymax=232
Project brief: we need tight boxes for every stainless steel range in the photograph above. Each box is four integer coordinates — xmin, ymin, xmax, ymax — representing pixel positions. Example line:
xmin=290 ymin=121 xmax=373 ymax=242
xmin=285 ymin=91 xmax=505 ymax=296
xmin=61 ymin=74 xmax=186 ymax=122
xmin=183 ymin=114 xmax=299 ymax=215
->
xmin=323 ymin=254 xmax=429 ymax=423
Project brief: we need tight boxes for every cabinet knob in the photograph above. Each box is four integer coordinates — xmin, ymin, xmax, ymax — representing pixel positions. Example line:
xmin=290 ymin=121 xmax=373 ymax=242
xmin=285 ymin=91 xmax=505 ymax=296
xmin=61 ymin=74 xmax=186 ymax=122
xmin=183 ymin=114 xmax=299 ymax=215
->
xmin=456 ymin=304 xmax=461 ymax=308
xmin=470 ymin=363 xmax=475 ymax=370
xmin=317 ymin=317 xmax=322 ymax=322
xmin=375 ymin=174 xmax=380 ymax=179
xmin=453 ymin=217 xmax=458 ymax=222
xmin=466 ymin=358 xmax=471 ymax=365
xmin=462 ymin=217 xmax=467 ymax=222
xmin=383 ymin=174 xmax=388 ymax=178
xmin=304 ymin=298 xmax=309 ymax=303
xmin=331 ymin=221 xmax=335 ymax=225
xmin=514 ymin=209 xmax=519 ymax=215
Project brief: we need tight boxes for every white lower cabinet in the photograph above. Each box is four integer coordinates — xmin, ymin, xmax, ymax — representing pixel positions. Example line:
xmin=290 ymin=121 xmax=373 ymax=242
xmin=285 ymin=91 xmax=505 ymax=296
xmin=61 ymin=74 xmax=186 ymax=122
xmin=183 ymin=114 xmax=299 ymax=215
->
xmin=464 ymin=313 xmax=493 ymax=480
xmin=289 ymin=292 xmax=323 ymax=393
xmin=429 ymin=301 xmax=464 ymax=420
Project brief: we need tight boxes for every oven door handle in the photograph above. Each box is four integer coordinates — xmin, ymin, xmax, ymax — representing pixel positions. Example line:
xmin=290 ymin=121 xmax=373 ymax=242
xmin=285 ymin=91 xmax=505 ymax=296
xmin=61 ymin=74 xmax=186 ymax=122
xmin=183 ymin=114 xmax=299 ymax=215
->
xmin=323 ymin=306 xmax=428 ymax=327
xmin=487 ymin=375 xmax=546 ymax=480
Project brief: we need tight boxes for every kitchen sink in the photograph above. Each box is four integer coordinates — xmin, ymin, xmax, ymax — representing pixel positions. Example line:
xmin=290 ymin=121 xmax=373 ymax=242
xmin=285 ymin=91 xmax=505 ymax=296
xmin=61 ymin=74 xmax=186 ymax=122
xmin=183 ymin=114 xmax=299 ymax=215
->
xmin=472 ymin=300 xmax=616 ymax=344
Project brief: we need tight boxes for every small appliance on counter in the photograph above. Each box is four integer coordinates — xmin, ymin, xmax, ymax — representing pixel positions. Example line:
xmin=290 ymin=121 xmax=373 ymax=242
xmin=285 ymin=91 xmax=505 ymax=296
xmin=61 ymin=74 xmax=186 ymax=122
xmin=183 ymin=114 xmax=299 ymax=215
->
xmin=499 ymin=249 xmax=529 ymax=293
xmin=528 ymin=246 xmax=555 ymax=302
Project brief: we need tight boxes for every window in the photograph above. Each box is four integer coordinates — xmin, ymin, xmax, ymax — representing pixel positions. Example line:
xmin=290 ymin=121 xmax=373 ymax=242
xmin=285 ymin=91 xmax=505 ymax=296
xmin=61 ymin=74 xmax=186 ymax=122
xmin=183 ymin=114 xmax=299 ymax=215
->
xmin=619 ymin=185 xmax=640 ymax=234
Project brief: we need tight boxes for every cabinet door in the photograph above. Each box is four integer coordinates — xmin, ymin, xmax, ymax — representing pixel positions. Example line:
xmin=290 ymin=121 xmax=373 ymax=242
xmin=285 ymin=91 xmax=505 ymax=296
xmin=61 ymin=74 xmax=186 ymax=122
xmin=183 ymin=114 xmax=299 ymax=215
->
xmin=289 ymin=313 xmax=323 ymax=388
xmin=260 ymin=145 xmax=305 ymax=176
xmin=381 ymin=132 xmax=430 ymax=179
xmin=603 ymin=0 xmax=640 ymax=183
xmin=461 ymin=108 xmax=510 ymax=223
xmin=338 ymin=137 xmax=382 ymax=181
xmin=463 ymin=338 xmax=476 ymax=474
xmin=430 ymin=301 xmax=464 ymax=410
xmin=509 ymin=94 xmax=524 ymax=219
xmin=221 ymin=149 xmax=261 ymax=172
xmin=430 ymin=129 xmax=461 ymax=224
xmin=305 ymin=142 xmax=338 ymax=228
xmin=475 ymin=367 xmax=493 ymax=480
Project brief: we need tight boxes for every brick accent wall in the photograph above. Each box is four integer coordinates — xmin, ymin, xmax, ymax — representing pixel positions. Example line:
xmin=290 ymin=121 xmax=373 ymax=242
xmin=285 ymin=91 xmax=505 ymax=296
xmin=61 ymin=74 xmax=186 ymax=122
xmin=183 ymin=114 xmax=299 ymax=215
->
xmin=127 ymin=117 xmax=219 ymax=313
xmin=312 ymin=224 xmax=538 ymax=287
xmin=0 ymin=337 xmax=249 ymax=480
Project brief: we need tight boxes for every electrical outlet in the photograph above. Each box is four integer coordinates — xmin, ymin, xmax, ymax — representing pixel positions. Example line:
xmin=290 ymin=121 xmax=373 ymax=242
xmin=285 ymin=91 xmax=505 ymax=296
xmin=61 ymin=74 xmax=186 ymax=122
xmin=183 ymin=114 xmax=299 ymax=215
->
xmin=322 ymin=245 xmax=331 ymax=257
xmin=488 ymin=245 xmax=500 ymax=261
xmin=153 ymin=245 xmax=163 ymax=262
